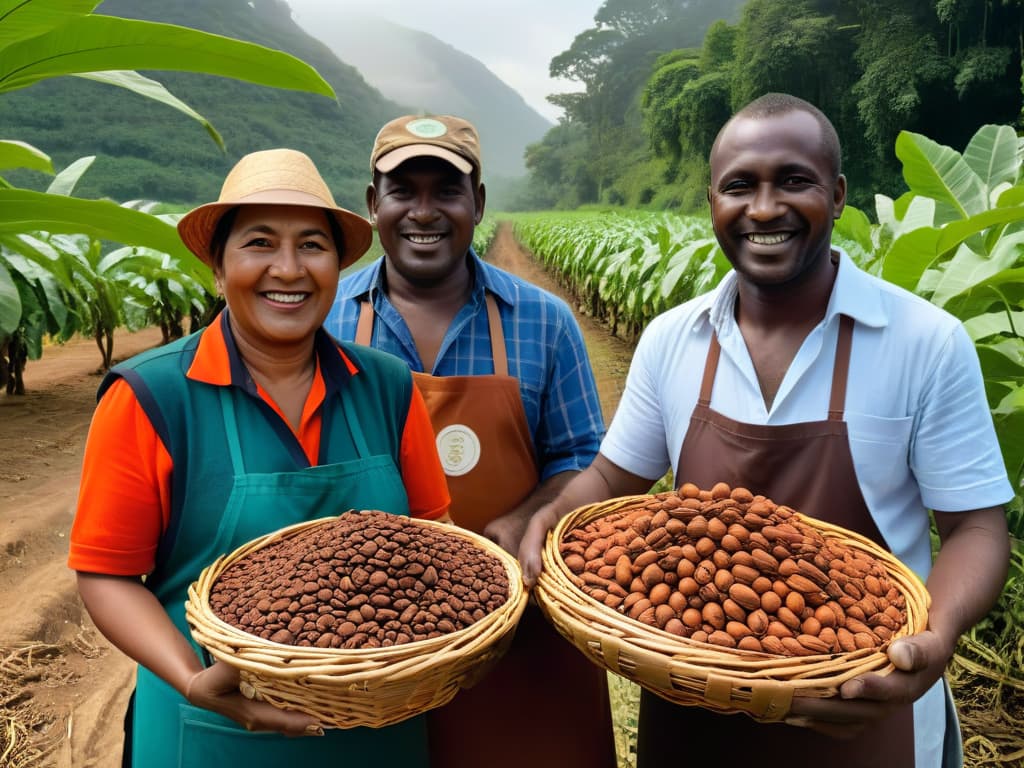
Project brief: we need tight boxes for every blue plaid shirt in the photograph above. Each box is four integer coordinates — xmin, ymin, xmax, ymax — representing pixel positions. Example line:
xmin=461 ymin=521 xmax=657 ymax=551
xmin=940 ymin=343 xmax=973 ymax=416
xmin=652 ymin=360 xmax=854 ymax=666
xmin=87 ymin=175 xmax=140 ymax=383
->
xmin=325 ymin=249 xmax=605 ymax=481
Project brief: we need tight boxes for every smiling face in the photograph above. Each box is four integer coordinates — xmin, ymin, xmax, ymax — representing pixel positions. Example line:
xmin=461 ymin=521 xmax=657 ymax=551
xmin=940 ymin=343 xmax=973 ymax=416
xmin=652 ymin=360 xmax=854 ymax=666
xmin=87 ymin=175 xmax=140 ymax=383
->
xmin=709 ymin=109 xmax=846 ymax=289
xmin=368 ymin=156 xmax=485 ymax=289
xmin=215 ymin=204 xmax=340 ymax=351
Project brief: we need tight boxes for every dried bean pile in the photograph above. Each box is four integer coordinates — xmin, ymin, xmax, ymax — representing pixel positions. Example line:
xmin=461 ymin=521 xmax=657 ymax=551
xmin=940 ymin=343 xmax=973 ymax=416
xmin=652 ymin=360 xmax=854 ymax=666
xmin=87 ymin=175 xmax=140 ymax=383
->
xmin=559 ymin=483 xmax=907 ymax=656
xmin=210 ymin=511 xmax=509 ymax=650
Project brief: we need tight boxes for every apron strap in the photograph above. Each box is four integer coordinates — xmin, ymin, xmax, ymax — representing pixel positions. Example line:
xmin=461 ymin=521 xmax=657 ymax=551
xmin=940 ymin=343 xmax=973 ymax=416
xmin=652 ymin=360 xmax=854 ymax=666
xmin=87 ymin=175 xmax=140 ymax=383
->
xmin=218 ymin=388 xmax=246 ymax=475
xmin=698 ymin=333 xmax=721 ymax=407
xmin=357 ymin=295 xmax=509 ymax=377
xmin=340 ymin=386 xmax=371 ymax=459
xmin=485 ymin=293 xmax=508 ymax=377
xmin=355 ymin=300 xmax=374 ymax=345
xmin=828 ymin=314 xmax=854 ymax=421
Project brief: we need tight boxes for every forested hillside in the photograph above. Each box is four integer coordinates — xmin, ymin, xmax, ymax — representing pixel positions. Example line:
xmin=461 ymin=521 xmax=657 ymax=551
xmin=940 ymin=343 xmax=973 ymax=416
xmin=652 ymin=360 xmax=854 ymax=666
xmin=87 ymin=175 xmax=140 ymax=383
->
xmin=520 ymin=0 xmax=1024 ymax=213
xmin=0 ymin=0 xmax=550 ymax=210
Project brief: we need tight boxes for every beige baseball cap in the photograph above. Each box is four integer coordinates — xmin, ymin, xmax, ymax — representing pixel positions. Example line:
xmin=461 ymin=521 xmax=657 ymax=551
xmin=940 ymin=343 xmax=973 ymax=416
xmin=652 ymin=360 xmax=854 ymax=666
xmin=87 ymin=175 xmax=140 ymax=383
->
xmin=177 ymin=148 xmax=373 ymax=269
xmin=370 ymin=115 xmax=482 ymax=176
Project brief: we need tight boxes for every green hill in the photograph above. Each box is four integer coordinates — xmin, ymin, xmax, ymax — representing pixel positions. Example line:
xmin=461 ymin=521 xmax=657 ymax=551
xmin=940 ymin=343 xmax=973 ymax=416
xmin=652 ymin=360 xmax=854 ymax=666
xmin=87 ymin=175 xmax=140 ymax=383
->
xmin=0 ymin=0 xmax=403 ymax=210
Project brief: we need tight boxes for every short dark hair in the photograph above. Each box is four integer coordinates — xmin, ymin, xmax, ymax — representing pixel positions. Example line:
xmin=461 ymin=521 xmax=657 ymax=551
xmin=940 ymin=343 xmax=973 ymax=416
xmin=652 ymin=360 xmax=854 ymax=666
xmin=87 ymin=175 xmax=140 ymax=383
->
xmin=716 ymin=92 xmax=842 ymax=178
xmin=207 ymin=206 xmax=346 ymax=270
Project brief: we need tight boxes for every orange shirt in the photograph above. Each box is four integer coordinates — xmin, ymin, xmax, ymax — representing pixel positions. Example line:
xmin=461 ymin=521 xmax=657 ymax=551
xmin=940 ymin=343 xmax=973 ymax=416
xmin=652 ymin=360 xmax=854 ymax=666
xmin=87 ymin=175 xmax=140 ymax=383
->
xmin=69 ymin=320 xmax=449 ymax=576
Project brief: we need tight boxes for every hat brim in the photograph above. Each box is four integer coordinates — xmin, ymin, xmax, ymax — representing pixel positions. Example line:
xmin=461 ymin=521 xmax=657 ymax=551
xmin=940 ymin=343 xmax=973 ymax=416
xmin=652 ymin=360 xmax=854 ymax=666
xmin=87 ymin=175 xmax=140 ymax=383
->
xmin=177 ymin=190 xmax=373 ymax=271
xmin=374 ymin=144 xmax=474 ymax=175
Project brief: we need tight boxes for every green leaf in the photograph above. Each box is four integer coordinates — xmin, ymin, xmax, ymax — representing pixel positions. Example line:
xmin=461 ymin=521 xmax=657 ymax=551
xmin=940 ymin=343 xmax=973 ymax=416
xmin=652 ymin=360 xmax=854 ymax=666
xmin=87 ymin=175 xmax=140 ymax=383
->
xmin=996 ymin=185 xmax=1024 ymax=207
xmin=976 ymin=338 xmax=1024 ymax=382
xmin=935 ymin=205 xmax=1024 ymax=258
xmin=833 ymin=204 xmax=873 ymax=253
xmin=74 ymin=70 xmax=225 ymax=151
xmin=963 ymin=124 xmax=1020 ymax=192
xmin=0 ymin=139 xmax=52 ymax=173
xmin=0 ymin=15 xmax=335 ymax=99
xmin=46 ymin=155 xmax=95 ymax=196
xmin=880 ymin=227 xmax=941 ymax=291
xmin=0 ymin=189 xmax=213 ymax=291
xmin=895 ymin=130 xmax=987 ymax=219
xmin=933 ymin=234 xmax=1019 ymax=309
xmin=0 ymin=0 xmax=99 ymax=51
xmin=942 ymin=264 xmax=1024 ymax=321
xmin=0 ymin=259 xmax=21 ymax=337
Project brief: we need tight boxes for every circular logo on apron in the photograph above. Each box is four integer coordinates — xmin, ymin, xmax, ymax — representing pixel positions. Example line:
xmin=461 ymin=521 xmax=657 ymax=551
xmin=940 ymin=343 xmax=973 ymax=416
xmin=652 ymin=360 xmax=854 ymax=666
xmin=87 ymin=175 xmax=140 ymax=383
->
xmin=436 ymin=424 xmax=481 ymax=477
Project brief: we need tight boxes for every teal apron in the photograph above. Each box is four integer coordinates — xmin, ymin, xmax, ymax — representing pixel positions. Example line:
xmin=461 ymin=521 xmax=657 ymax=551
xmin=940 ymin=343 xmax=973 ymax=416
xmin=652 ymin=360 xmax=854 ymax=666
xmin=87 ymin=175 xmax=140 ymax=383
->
xmin=131 ymin=386 xmax=428 ymax=768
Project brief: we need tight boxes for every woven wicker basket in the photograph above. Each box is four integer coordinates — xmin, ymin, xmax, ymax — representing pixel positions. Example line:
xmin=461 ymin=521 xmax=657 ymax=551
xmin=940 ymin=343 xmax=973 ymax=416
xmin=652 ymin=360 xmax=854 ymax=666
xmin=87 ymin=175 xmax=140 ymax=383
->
xmin=534 ymin=495 xmax=930 ymax=722
xmin=185 ymin=513 xmax=528 ymax=728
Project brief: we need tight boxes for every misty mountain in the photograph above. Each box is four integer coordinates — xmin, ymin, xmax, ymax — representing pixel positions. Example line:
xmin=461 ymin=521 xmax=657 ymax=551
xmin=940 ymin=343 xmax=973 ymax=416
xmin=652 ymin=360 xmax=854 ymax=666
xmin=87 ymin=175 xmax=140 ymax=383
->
xmin=2 ymin=0 xmax=550 ymax=211
xmin=290 ymin=12 xmax=554 ymax=179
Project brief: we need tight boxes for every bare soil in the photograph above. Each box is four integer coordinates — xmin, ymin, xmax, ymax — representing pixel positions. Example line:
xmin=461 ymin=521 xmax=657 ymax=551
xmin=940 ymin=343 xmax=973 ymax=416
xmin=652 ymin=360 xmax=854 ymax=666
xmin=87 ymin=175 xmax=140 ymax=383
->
xmin=0 ymin=224 xmax=637 ymax=767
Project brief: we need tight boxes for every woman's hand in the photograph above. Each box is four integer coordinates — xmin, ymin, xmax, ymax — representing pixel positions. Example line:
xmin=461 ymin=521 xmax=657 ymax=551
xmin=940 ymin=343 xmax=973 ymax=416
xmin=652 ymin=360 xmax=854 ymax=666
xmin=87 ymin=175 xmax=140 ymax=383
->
xmin=185 ymin=662 xmax=323 ymax=737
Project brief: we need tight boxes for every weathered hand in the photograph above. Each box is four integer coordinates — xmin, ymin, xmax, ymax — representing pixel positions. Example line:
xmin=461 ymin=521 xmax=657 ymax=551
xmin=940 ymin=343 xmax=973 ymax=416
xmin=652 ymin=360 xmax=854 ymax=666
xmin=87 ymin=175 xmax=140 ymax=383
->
xmin=185 ymin=661 xmax=322 ymax=737
xmin=785 ymin=630 xmax=951 ymax=738
xmin=483 ymin=510 xmax=530 ymax=557
xmin=516 ymin=504 xmax=561 ymax=587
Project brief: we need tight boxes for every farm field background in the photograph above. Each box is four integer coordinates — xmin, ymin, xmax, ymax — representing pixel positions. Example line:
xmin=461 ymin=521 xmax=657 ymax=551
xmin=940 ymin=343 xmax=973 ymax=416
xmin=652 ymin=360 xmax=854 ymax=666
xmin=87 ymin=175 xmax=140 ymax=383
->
xmin=2 ymin=220 xmax=1022 ymax=766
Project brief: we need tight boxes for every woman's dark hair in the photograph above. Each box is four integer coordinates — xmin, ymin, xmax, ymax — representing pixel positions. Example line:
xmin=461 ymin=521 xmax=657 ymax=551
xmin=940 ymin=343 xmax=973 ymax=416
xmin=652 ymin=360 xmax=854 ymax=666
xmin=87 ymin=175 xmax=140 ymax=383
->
xmin=207 ymin=206 xmax=347 ymax=269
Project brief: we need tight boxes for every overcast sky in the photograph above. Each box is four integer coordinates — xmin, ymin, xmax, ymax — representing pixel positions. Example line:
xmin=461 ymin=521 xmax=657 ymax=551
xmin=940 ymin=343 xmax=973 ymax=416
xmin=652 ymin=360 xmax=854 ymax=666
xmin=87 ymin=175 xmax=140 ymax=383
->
xmin=285 ymin=0 xmax=603 ymax=123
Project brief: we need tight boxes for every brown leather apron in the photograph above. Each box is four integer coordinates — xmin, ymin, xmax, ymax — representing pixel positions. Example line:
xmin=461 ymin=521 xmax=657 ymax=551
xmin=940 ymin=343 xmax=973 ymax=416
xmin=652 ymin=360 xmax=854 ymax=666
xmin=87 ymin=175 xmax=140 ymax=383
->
xmin=357 ymin=296 xmax=616 ymax=768
xmin=636 ymin=315 xmax=915 ymax=768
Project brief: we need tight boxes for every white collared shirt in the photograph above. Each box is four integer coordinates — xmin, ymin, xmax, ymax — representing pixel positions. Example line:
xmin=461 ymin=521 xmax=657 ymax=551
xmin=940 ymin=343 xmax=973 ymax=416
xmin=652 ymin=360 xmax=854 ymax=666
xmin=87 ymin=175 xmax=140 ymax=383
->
xmin=603 ymin=248 xmax=1012 ymax=766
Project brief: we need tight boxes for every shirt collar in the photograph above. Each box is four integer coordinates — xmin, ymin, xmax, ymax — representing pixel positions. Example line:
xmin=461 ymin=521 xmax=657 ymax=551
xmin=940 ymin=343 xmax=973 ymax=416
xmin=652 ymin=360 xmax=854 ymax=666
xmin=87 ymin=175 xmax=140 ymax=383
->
xmin=186 ymin=309 xmax=357 ymax=394
xmin=707 ymin=246 xmax=889 ymax=335
xmin=341 ymin=247 xmax=519 ymax=308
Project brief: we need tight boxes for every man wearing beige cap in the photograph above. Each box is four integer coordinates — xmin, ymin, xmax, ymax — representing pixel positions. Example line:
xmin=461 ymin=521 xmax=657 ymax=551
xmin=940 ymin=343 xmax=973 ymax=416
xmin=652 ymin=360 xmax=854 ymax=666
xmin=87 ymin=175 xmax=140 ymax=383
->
xmin=325 ymin=115 xmax=616 ymax=767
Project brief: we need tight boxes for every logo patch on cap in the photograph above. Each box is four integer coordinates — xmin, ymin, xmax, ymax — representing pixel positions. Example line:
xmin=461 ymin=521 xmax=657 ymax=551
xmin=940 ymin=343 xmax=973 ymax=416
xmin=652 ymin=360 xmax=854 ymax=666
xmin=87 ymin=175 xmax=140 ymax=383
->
xmin=405 ymin=118 xmax=448 ymax=138
xmin=435 ymin=424 xmax=480 ymax=477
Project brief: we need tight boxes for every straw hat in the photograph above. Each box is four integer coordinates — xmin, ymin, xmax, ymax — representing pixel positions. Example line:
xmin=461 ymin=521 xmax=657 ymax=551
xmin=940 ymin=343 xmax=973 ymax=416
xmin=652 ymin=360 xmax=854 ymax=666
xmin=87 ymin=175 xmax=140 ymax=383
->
xmin=177 ymin=149 xmax=373 ymax=269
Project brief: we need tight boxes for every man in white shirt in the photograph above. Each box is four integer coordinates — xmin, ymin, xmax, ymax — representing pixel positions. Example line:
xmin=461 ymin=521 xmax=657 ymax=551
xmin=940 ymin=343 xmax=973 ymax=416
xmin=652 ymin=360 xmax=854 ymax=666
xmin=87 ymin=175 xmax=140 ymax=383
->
xmin=518 ymin=92 xmax=1012 ymax=768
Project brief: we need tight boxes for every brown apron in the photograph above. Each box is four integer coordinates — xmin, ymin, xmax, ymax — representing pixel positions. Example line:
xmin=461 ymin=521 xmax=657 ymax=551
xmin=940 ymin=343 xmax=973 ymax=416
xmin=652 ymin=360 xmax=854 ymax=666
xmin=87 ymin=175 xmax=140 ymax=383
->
xmin=357 ymin=296 xmax=616 ymax=768
xmin=636 ymin=314 xmax=915 ymax=768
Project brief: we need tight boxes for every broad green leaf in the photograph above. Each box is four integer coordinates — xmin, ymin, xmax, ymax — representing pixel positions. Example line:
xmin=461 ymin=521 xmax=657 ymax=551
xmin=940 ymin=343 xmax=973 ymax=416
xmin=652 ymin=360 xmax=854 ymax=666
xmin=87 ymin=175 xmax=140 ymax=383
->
xmin=74 ymin=71 xmax=225 ymax=151
xmin=976 ymin=338 xmax=1024 ymax=381
xmin=963 ymin=125 xmax=1020 ymax=192
xmin=0 ymin=0 xmax=98 ymax=50
xmin=896 ymin=195 xmax=936 ymax=236
xmin=997 ymin=186 xmax=1024 ymax=207
xmin=942 ymin=265 xmax=1024 ymax=321
xmin=0 ymin=139 xmax=52 ymax=173
xmin=936 ymin=205 xmax=1024 ymax=258
xmin=880 ymin=227 xmax=942 ymax=291
xmin=896 ymin=130 xmax=987 ymax=219
xmin=0 ymin=189 xmax=213 ymax=291
xmin=0 ymin=259 xmax=21 ymax=336
xmin=0 ymin=15 xmax=335 ymax=99
xmin=833 ymin=204 xmax=873 ymax=253
xmin=931 ymin=235 xmax=1024 ymax=310
xmin=964 ymin=310 xmax=1024 ymax=341
xmin=875 ymin=194 xmax=897 ymax=230
xmin=46 ymin=155 xmax=95 ymax=196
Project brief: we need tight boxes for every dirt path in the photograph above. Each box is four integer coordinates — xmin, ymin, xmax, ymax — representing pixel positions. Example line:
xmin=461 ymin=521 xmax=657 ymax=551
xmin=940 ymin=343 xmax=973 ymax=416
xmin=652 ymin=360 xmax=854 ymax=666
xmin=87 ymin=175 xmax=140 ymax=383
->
xmin=1 ymin=328 xmax=162 ymax=768
xmin=0 ymin=227 xmax=637 ymax=766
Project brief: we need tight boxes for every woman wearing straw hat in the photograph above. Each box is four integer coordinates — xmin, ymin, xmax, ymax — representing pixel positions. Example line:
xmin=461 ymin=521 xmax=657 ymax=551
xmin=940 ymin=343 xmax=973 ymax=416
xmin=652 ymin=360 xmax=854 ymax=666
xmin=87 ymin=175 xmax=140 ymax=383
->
xmin=68 ymin=149 xmax=450 ymax=767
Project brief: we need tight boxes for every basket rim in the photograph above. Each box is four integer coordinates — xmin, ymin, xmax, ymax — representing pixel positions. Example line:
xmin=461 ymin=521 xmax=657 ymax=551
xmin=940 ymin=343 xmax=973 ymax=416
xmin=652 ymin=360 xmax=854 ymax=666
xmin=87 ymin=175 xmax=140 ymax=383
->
xmin=186 ymin=511 xmax=528 ymax=672
xmin=538 ymin=493 xmax=931 ymax=677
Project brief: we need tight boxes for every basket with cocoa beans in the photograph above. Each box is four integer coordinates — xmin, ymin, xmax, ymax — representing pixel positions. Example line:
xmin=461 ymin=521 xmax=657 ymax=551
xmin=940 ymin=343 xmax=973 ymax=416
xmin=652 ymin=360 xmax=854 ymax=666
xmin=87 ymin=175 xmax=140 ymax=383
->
xmin=534 ymin=483 xmax=929 ymax=721
xmin=186 ymin=510 xmax=528 ymax=728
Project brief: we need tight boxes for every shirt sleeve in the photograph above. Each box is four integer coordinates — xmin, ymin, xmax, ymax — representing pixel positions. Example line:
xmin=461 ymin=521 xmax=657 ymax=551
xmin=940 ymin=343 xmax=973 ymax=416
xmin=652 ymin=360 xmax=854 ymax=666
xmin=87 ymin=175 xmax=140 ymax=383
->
xmin=532 ymin=301 xmax=605 ymax=480
xmin=68 ymin=377 xmax=173 ymax=576
xmin=911 ymin=323 xmax=1014 ymax=511
xmin=400 ymin=385 xmax=451 ymax=520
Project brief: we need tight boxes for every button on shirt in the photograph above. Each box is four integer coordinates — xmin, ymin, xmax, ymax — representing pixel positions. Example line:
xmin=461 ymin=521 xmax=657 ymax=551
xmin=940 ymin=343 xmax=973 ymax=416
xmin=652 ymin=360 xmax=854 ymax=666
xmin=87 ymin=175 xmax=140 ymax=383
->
xmin=326 ymin=250 xmax=605 ymax=481
xmin=603 ymin=248 xmax=1012 ymax=581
